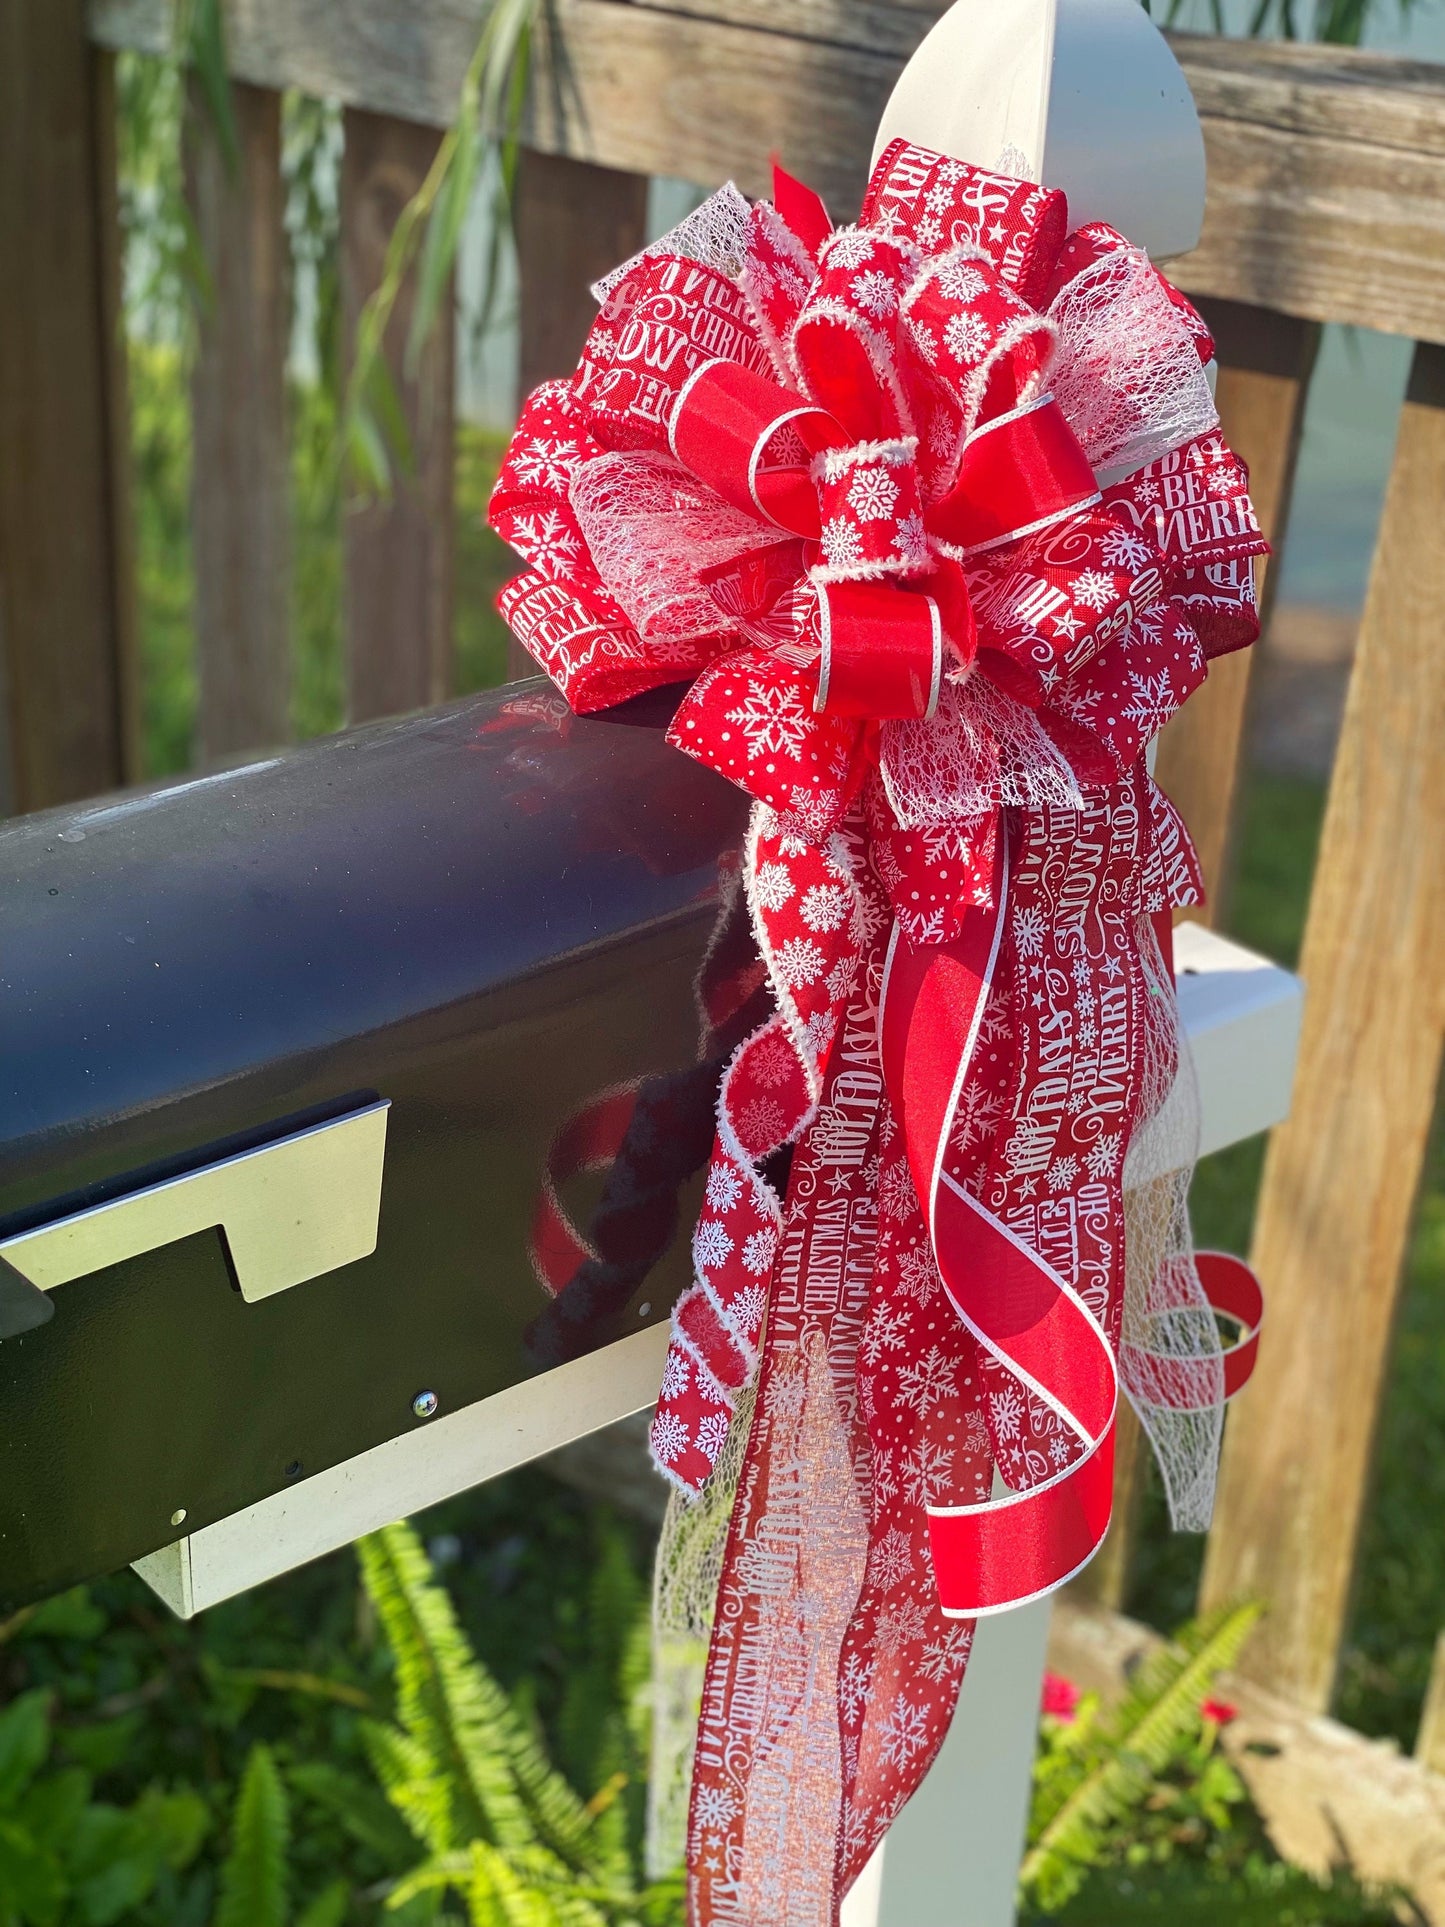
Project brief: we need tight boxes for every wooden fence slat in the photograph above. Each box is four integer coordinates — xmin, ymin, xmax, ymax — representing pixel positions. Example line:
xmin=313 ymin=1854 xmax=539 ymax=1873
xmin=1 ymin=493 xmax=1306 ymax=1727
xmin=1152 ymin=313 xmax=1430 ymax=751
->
xmin=186 ymin=78 xmax=291 ymax=763
xmin=508 ymin=148 xmax=648 ymax=678
xmin=0 ymin=4 xmax=132 ymax=814
xmin=1155 ymin=300 xmax=1321 ymax=918
xmin=341 ymin=108 xmax=455 ymax=723
xmin=1200 ymin=341 xmax=1445 ymax=1713
xmin=89 ymin=1 xmax=1445 ymax=345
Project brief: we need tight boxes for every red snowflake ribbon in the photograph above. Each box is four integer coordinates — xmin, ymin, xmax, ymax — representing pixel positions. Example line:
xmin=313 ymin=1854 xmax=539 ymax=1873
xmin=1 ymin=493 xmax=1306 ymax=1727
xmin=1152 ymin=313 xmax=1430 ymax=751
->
xmin=491 ymin=144 xmax=1268 ymax=1925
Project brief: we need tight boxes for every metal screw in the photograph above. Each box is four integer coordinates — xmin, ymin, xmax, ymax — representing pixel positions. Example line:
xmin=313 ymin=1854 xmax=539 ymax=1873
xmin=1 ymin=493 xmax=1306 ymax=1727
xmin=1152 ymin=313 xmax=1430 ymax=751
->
xmin=284 ymin=1459 xmax=303 ymax=1481
xmin=170 ymin=1507 xmax=187 ymax=1528
xmin=637 ymin=1302 xmax=652 ymax=1318
xmin=412 ymin=1389 xmax=439 ymax=1420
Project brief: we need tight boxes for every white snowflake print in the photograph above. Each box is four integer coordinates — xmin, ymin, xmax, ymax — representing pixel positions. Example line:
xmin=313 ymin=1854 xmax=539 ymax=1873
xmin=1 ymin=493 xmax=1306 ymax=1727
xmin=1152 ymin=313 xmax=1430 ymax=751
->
xmin=914 ymin=214 xmax=943 ymax=251
xmin=990 ymin=1382 xmax=1025 ymax=1442
xmin=871 ymin=1526 xmax=915 ymax=1591
xmin=1101 ymin=525 xmax=1154 ymax=572
xmin=696 ymin=1410 xmax=730 ymax=1460
xmin=729 ymin=1282 xmax=768 ymax=1334
xmin=777 ymin=262 xmax=813 ymax=306
xmin=903 ymin=1439 xmax=955 ymax=1505
xmin=661 ymin=1349 xmax=691 ymax=1401
xmin=825 ymin=229 xmax=876 ymax=271
xmin=742 ymin=1228 xmax=778 ymax=1277
xmin=861 ymin=1299 xmax=911 ymax=1365
xmin=1208 ymin=464 xmax=1238 ymax=496
xmin=1047 ymin=1155 xmax=1079 ymax=1193
xmin=775 ymin=936 xmax=826 ymax=988
xmin=850 ymin=269 xmax=899 ymax=318
xmin=875 ymin=1598 xmax=931 ymax=1654
xmin=511 ymin=436 xmax=581 ymax=491
xmin=1077 ymin=1018 xmax=1097 ymax=1049
xmin=896 ymin=1243 xmax=939 ymax=1305
xmin=821 ymin=516 xmax=865 ymax=571
xmin=952 ymin=1082 xmax=1005 ymax=1156
xmin=880 ymin=1697 xmax=931 ymax=1767
xmin=935 ymin=260 xmax=988 ymax=304
xmin=1086 ymin=1132 xmax=1123 ymax=1179
xmin=706 ymin=1160 xmax=745 ymax=1213
xmin=782 ymin=786 xmax=843 ymax=842
xmin=892 ymin=512 xmax=930 ymax=570
xmin=738 ymin=1095 xmax=787 ymax=1146
xmin=511 ymin=509 xmax=580 ymax=574
xmin=847 ymin=465 xmax=901 ymax=523
xmin=693 ymin=1218 xmax=735 ymax=1273
xmin=826 ymin=954 xmax=859 ymax=1004
xmin=924 ymin=183 xmax=954 ymax=215
xmin=877 ymin=1159 xmax=916 ymax=1222
xmin=749 ymin=1031 xmax=798 ymax=1091
xmin=1013 ymin=905 xmax=1047 ymax=959
xmin=1135 ymin=477 xmax=1162 ymax=504
xmin=1071 ymin=569 xmax=1118 ymax=611
xmin=693 ymin=1785 xmax=739 ymax=1830
xmin=651 ymin=1410 xmax=689 ymax=1464
xmin=806 ymin=1008 xmax=838 ymax=1055
xmin=944 ymin=309 xmax=992 ymax=363
xmin=907 ymin=316 xmax=940 ymax=365
xmin=753 ymin=861 xmax=795 ymax=911
xmin=919 ymin=1625 xmax=972 ymax=1683
xmin=726 ymin=680 xmax=810 ymax=760
xmin=1123 ymin=670 xmax=1176 ymax=737
xmin=1050 ymin=1433 xmax=1074 ymax=1465
xmin=898 ymin=1345 xmax=958 ymax=1417
xmin=798 ymin=882 xmax=850 ymax=933
xmin=840 ymin=1651 xmax=874 ymax=1723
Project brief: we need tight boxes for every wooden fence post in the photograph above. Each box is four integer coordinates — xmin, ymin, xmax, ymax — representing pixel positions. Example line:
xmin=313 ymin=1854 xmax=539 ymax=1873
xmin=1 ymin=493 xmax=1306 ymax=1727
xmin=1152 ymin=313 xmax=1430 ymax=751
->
xmin=0 ymin=7 xmax=135 ymax=813
xmin=341 ymin=109 xmax=455 ymax=724
xmin=1155 ymin=300 xmax=1321 ymax=918
xmin=1075 ymin=301 xmax=1321 ymax=1616
xmin=507 ymin=149 xmax=648 ymax=678
xmin=1200 ymin=341 xmax=1445 ymax=1712
xmin=186 ymin=79 xmax=291 ymax=764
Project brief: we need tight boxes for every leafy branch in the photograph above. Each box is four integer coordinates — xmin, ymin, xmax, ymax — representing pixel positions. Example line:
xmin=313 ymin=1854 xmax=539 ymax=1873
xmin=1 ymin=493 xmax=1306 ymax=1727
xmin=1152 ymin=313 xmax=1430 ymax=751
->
xmin=341 ymin=0 xmax=540 ymax=498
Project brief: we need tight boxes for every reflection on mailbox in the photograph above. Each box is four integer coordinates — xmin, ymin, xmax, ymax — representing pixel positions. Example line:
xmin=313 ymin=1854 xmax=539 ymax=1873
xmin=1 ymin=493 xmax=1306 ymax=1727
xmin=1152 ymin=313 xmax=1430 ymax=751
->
xmin=0 ymin=685 xmax=747 ymax=1610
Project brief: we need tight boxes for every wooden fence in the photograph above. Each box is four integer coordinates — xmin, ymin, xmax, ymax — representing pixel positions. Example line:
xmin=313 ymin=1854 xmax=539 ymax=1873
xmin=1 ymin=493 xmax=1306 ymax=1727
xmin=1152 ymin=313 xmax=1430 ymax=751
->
xmin=4 ymin=0 xmax=1445 ymax=1828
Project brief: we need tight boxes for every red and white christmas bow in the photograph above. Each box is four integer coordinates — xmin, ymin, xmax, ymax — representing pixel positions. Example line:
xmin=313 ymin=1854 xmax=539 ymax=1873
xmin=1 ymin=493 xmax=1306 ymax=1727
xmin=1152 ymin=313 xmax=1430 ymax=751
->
xmin=491 ymin=143 xmax=1267 ymax=1925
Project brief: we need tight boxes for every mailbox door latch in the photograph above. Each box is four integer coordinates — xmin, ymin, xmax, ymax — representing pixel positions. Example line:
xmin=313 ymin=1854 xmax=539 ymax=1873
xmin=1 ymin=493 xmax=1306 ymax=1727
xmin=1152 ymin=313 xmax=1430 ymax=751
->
xmin=0 ymin=1101 xmax=390 ymax=1311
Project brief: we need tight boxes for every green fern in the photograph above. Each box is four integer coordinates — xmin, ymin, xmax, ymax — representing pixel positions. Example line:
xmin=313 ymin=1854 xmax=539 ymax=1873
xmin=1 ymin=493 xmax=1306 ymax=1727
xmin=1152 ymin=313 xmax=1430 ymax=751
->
xmin=214 ymin=1743 xmax=290 ymax=1927
xmin=1020 ymin=1601 xmax=1262 ymax=1912
xmin=359 ymin=1524 xmax=597 ymax=1864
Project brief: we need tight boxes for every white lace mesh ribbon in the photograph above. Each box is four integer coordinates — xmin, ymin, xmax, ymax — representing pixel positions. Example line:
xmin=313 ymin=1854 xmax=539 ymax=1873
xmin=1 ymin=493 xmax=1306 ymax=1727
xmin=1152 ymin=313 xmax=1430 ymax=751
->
xmin=591 ymin=183 xmax=754 ymax=304
xmin=1048 ymin=246 xmax=1219 ymax=482
xmin=1119 ymin=915 xmax=1226 ymax=1533
xmin=879 ymin=672 xmax=1087 ymax=827
xmin=569 ymin=451 xmax=778 ymax=656
xmin=646 ymin=1385 xmax=755 ymax=1878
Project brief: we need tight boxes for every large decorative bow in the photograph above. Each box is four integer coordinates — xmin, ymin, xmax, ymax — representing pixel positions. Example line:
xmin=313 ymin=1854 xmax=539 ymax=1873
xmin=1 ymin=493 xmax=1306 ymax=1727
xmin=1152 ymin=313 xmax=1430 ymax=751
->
xmin=491 ymin=142 xmax=1267 ymax=1927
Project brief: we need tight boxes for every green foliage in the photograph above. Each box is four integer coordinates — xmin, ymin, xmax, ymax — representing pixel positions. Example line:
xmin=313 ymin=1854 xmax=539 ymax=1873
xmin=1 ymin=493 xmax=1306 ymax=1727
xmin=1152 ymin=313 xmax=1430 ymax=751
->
xmin=355 ymin=1522 xmax=675 ymax=1927
xmin=1021 ymin=1603 xmax=1404 ymax=1923
xmin=1142 ymin=0 xmax=1421 ymax=38
xmin=1021 ymin=1601 xmax=1263 ymax=1911
xmin=342 ymin=0 xmax=540 ymax=496
xmin=214 ymin=1745 xmax=289 ymax=1927
xmin=0 ymin=1680 xmax=209 ymax=1927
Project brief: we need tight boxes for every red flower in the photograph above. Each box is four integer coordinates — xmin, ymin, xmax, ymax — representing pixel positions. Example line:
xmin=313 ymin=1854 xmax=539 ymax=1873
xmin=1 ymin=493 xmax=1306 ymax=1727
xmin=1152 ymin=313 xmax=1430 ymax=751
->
xmin=1200 ymin=1696 xmax=1238 ymax=1727
xmin=1041 ymin=1671 xmax=1081 ymax=1720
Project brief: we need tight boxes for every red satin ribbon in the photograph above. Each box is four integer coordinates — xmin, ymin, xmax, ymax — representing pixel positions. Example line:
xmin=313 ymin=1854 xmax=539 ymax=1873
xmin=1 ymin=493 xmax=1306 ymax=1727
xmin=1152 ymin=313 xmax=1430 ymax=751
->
xmin=930 ymin=396 xmax=1101 ymax=557
xmin=669 ymin=358 xmax=838 ymax=536
xmin=816 ymin=578 xmax=942 ymax=720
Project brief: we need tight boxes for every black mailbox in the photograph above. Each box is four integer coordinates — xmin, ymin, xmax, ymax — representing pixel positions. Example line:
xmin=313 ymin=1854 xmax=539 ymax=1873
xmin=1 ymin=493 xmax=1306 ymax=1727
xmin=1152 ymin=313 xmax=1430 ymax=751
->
xmin=0 ymin=683 xmax=752 ymax=1611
